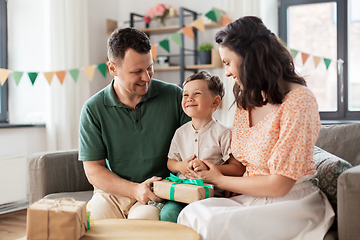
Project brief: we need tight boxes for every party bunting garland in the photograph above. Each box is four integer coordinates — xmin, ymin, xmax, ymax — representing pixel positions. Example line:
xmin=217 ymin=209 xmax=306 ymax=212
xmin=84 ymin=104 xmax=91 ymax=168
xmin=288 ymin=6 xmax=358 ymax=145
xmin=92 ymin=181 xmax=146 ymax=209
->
xmin=43 ymin=72 xmax=54 ymax=85
xmin=289 ymin=47 xmax=334 ymax=70
xmin=0 ymin=69 xmax=10 ymax=86
xmin=0 ymin=63 xmax=107 ymax=87
xmin=69 ymin=69 xmax=80 ymax=83
xmin=28 ymin=72 xmax=39 ymax=85
xmin=97 ymin=63 xmax=107 ymax=78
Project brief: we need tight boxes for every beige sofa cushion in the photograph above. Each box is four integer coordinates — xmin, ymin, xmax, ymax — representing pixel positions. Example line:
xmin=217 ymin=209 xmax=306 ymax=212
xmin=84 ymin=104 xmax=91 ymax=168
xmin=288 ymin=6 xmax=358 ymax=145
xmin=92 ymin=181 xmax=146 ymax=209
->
xmin=316 ymin=123 xmax=360 ymax=167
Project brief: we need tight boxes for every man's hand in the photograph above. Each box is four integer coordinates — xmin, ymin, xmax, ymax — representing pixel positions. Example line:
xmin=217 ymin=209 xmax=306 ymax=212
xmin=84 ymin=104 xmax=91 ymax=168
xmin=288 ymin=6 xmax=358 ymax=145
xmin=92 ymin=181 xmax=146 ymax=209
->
xmin=133 ymin=176 xmax=163 ymax=205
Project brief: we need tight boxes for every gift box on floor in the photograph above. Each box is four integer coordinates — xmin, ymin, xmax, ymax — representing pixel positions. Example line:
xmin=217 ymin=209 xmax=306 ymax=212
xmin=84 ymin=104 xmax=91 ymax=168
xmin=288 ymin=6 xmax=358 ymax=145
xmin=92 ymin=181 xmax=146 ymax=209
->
xmin=26 ymin=198 xmax=87 ymax=240
xmin=153 ymin=174 xmax=214 ymax=204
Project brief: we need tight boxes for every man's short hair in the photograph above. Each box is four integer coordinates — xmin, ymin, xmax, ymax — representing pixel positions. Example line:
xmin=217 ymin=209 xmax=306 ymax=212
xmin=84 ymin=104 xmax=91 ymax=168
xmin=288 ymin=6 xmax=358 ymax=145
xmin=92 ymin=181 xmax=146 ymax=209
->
xmin=183 ymin=71 xmax=225 ymax=99
xmin=107 ymin=27 xmax=151 ymax=64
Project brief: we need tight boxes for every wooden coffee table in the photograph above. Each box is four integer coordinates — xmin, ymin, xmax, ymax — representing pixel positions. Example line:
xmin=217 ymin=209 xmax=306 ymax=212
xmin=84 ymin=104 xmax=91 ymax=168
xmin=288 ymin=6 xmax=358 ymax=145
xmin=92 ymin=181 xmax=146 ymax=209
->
xmin=81 ymin=219 xmax=200 ymax=240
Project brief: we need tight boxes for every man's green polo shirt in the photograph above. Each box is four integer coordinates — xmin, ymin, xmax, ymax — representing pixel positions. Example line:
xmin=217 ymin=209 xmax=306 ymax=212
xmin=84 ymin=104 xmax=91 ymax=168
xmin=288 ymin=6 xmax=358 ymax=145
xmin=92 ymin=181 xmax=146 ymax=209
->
xmin=79 ymin=79 xmax=190 ymax=183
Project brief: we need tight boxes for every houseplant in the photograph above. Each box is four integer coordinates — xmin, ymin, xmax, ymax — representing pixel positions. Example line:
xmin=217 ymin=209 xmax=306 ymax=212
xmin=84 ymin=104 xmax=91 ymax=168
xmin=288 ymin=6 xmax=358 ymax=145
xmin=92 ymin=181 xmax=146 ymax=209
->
xmin=198 ymin=42 xmax=214 ymax=65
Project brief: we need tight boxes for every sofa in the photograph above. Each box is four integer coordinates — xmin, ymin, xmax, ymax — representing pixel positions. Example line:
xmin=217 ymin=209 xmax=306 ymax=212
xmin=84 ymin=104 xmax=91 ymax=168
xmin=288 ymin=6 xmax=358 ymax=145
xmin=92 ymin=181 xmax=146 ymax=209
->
xmin=27 ymin=123 xmax=360 ymax=240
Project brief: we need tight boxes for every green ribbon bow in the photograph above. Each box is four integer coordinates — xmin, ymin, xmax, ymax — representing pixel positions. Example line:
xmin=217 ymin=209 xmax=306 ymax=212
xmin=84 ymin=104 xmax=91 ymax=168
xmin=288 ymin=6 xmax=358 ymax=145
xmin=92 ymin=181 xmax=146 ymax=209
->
xmin=165 ymin=173 xmax=213 ymax=201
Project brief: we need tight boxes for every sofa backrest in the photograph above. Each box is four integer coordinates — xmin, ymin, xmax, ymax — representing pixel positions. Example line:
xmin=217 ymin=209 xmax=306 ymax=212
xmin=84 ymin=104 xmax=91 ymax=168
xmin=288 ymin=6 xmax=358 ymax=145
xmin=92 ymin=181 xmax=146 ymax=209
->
xmin=315 ymin=123 xmax=360 ymax=167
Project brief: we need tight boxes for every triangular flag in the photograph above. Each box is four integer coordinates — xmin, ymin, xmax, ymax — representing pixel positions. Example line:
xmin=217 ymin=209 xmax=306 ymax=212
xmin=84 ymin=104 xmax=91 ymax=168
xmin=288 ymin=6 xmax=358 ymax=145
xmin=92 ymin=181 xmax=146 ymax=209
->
xmin=83 ymin=65 xmax=95 ymax=82
xmin=313 ymin=56 xmax=322 ymax=68
xmin=205 ymin=9 xmax=218 ymax=23
xmin=301 ymin=53 xmax=310 ymax=65
xmin=43 ymin=72 xmax=54 ymax=85
xmin=159 ymin=39 xmax=170 ymax=53
xmin=69 ymin=69 xmax=80 ymax=83
xmin=170 ymin=32 xmax=183 ymax=48
xmin=290 ymin=49 xmax=299 ymax=58
xmin=151 ymin=45 xmax=157 ymax=61
xmin=222 ymin=15 xmax=232 ymax=28
xmin=0 ymin=68 xmax=10 ymax=86
xmin=192 ymin=18 xmax=205 ymax=33
xmin=28 ymin=72 xmax=39 ymax=85
xmin=12 ymin=71 xmax=23 ymax=86
xmin=323 ymin=58 xmax=332 ymax=70
xmin=213 ymin=8 xmax=224 ymax=20
xmin=181 ymin=25 xmax=194 ymax=40
xmin=97 ymin=63 xmax=107 ymax=78
xmin=56 ymin=71 xmax=66 ymax=84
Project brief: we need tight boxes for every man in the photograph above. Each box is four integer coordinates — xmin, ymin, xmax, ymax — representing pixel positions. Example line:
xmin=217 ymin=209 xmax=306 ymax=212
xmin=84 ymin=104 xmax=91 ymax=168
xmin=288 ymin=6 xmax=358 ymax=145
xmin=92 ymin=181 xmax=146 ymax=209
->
xmin=79 ymin=27 xmax=190 ymax=220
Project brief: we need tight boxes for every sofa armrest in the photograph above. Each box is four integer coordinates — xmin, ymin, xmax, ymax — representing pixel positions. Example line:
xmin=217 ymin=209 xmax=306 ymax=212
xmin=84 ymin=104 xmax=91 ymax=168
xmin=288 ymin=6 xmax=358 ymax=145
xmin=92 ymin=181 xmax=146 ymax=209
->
xmin=337 ymin=165 xmax=360 ymax=240
xmin=27 ymin=150 xmax=93 ymax=204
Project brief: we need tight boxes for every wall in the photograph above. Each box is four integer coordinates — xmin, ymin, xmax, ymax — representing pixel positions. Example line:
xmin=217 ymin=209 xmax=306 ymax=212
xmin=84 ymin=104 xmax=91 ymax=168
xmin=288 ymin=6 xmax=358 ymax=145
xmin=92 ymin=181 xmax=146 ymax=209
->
xmin=1 ymin=0 xmax=119 ymax=158
xmin=87 ymin=0 xmax=118 ymax=95
xmin=0 ymin=127 xmax=47 ymax=157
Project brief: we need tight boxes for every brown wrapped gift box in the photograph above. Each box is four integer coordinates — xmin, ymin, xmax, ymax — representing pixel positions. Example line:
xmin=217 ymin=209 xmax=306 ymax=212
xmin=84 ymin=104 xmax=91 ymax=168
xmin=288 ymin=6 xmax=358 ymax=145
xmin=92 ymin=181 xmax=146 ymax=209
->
xmin=26 ymin=199 xmax=87 ymax=240
xmin=153 ymin=180 xmax=214 ymax=204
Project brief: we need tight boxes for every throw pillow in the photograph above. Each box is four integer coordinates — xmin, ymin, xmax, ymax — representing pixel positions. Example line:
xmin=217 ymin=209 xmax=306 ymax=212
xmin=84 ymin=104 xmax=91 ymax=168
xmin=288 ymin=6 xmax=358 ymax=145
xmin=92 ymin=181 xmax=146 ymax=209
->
xmin=312 ymin=146 xmax=353 ymax=228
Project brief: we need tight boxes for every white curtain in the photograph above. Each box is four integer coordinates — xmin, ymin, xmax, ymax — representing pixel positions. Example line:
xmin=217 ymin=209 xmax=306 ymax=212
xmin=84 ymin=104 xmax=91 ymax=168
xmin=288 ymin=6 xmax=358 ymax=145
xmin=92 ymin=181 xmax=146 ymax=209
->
xmin=213 ymin=0 xmax=278 ymax=128
xmin=44 ymin=0 xmax=90 ymax=151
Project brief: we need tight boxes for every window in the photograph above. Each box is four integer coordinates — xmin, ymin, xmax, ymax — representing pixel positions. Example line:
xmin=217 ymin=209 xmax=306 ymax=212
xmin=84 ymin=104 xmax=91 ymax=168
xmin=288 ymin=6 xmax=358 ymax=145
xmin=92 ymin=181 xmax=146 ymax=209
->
xmin=279 ymin=0 xmax=360 ymax=120
xmin=0 ymin=0 xmax=8 ymax=123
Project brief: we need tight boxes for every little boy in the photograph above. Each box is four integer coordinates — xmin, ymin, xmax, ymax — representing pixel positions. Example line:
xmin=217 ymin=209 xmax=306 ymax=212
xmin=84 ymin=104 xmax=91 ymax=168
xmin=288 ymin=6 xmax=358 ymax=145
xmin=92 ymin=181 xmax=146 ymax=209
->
xmin=160 ymin=71 xmax=244 ymax=223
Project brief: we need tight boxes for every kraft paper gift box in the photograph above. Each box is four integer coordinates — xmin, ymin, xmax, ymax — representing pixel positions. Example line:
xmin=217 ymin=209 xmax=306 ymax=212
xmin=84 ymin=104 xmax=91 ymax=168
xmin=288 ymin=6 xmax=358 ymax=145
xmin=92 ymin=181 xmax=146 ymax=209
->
xmin=26 ymin=198 xmax=87 ymax=240
xmin=153 ymin=177 xmax=214 ymax=204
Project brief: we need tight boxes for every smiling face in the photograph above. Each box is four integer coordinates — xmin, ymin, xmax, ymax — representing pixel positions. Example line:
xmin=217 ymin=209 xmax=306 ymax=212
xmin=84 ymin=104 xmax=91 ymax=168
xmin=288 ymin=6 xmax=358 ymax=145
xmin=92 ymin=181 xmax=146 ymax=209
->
xmin=182 ymin=79 xmax=219 ymax=119
xmin=108 ymin=48 xmax=154 ymax=101
xmin=219 ymin=45 xmax=243 ymax=89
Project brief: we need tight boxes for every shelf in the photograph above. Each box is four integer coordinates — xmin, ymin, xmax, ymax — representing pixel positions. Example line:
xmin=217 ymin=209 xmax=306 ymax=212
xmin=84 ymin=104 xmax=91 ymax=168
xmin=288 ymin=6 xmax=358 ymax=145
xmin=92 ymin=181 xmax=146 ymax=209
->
xmin=139 ymin=22 xmax=221 ymax=35
xmin=154 ymin=50 xmax=223 ymax=71
xmin=187 ymin=49 xmax=223 ymax=69
xmin=185 ymin=64 xmax=221 ymax=70
xmin=154 ymin=64 xmax=222 ymax=72
xmin=154 ymin=66 xmax=180 ymax=71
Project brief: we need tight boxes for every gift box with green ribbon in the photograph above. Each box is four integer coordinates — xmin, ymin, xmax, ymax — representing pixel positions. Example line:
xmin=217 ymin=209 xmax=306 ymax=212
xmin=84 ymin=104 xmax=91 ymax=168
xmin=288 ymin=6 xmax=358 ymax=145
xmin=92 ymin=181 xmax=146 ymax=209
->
xmin=153 ymin=173 xmax=214 ymax=204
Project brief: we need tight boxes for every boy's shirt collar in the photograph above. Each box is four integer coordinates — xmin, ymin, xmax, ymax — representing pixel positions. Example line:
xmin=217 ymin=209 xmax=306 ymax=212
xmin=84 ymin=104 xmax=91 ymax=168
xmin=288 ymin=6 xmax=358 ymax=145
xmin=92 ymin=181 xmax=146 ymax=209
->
xmin=191 ymin=118 xmax=216 ymax=134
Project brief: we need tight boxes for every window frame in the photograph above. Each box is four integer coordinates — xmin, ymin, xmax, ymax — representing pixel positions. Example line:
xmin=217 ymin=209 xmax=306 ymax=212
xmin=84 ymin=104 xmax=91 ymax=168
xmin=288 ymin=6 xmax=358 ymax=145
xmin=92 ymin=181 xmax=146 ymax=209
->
xmin=0 ymin=0 xmax=8 ymax=123
xmin=279 ymin=0 xmax=360 ymax=120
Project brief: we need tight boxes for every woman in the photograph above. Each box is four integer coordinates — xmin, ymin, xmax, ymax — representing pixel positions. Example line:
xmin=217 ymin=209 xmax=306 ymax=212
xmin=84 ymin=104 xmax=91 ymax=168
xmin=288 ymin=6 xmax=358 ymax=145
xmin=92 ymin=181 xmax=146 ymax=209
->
xmin=177 ymin=16 xmax=334 ymax=240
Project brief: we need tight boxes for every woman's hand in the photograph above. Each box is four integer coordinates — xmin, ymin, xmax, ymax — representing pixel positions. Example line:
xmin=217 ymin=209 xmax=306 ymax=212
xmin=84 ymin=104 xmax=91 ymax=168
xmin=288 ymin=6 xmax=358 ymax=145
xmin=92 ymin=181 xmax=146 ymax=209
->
xmin=186 ymin=159 xmax=224 ymax=185
xmin=190 ymin=159 xmax=209 ymax=172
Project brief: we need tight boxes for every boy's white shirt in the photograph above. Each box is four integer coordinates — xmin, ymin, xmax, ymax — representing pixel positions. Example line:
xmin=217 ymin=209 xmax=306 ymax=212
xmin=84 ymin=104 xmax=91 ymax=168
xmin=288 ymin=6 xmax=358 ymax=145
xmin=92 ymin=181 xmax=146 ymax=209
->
xmin=168 ymin=118 xmax=232 ymax=180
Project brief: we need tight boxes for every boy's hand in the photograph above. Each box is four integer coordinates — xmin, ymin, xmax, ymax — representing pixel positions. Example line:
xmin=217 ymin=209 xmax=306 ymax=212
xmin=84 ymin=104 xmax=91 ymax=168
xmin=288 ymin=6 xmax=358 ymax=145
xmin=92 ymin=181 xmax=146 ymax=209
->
xmin=179 ymin=154 xmax=196 ymax=177
xmin=190 ymin=159 xmax=209 ymax=172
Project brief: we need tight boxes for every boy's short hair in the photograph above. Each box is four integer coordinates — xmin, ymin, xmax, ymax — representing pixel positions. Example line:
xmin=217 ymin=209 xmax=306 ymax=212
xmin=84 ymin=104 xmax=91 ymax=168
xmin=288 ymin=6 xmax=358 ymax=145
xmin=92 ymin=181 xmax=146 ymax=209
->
xmin=183 ymin=71 xmax=225 ymax=99
xmin=107 ymin=27 xmax=151 ymax=64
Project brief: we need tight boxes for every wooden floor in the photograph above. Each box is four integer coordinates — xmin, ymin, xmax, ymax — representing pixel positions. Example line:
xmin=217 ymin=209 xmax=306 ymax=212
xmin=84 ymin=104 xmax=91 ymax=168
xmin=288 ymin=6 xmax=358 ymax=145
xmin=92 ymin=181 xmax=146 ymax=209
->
xmin=0 ymin=209 xmax=27 ymax=240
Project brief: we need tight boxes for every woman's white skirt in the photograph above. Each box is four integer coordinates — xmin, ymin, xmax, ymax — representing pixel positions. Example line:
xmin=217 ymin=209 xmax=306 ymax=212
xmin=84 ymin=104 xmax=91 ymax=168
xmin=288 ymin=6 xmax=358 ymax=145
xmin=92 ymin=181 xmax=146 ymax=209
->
xmin=177 ymin=180 xmax=335 ymax=240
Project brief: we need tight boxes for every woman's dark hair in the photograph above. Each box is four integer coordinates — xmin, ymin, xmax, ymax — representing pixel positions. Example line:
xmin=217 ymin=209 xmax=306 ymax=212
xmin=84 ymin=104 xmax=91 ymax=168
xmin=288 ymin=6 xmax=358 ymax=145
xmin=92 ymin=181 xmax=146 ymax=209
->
xmin=215 ymin=16 xmax=306 ymax=110
xmin=183 ymin=71 xmax=225 ymax=100
xmin=107 ymin=27 xmax=151 ymax=65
